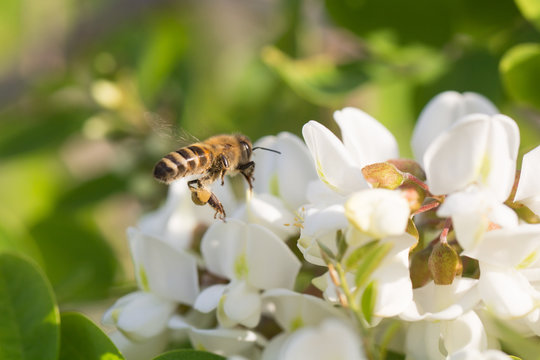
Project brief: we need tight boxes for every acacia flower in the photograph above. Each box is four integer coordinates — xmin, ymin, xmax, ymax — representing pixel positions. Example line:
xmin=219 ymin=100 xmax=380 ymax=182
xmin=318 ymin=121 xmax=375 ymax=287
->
xmin=194 ymin=220 xmax=301 ymax=328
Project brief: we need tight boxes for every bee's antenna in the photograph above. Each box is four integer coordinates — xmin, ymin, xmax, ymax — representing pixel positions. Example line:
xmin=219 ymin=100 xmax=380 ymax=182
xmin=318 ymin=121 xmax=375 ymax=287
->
xmin=252 ymin=146 xmax=281 ymax=154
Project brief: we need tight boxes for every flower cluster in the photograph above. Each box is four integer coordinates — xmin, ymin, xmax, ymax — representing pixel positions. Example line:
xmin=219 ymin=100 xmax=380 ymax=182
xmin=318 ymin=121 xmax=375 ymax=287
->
xmin=104 ymin=91 xmax=540 ymax=360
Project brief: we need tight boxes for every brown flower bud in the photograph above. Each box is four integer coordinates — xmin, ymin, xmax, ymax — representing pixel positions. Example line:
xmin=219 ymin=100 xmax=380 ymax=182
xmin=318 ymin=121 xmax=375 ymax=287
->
xmin=387 ymin=159 xmax=426 ymax=181
xmin=362 ymin=162 xmax=404 ymax=190
xmin=428 ymin=242 xmax=460 ymax=285
xmin=410 ymin=246 xmax=433 ymax=288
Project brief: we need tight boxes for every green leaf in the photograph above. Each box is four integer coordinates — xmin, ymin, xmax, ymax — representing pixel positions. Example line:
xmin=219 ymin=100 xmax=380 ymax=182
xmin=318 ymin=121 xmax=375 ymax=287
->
xmin=153 ymin=349 xmax=225 ymax=360
xmin=336 ymin=230 xmax=348 ymax=261
xmin=0 ymin=252 xmax=60 ymax=360
xmin=500 ymin=43 xmax=540 ymax=109
xmin=354 ymin=242 xmax=393 ymax=290
xmin=360 ymin=280 xmax=377 ymax=325
xmin=29 ymin=212 xmax=118 ymax=303
xmin=137 ymin=17 xmax=188 ymax=106
xmin=492 ymin=316 xmax=540 ymax=360
xmin=262 ymin=46 xmax=368 ymax=107
xmin=59 ymin=312 xmax=124 ymax=360
xmin=515 ymin=0 xmax=540 ymax=30
xmin=344 ymin=240 xmax=379 ymax=271
xmin=57 ymin=174 xmax=128 ymax=211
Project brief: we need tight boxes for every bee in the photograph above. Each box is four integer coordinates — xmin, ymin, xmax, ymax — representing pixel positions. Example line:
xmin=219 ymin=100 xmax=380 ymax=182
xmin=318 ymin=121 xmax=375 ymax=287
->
xmin=153 ymin=134 xmax=279 ymax=220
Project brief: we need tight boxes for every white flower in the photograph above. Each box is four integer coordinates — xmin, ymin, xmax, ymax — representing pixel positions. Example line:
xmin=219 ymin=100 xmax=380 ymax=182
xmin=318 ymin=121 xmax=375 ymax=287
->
xmin=278 ymin=319 xmax=366 ymax=360
xmin=108 ymin=330 xmax=168 ymax=360
xmin=297 ymin=203 xmax=348 ymax=266
xmin=425 ymin=114 xmax=520 ymax=251
xmin=128 ymin=227 xmax=199 ymax=304
xmin=345 ymin=188 xmax=410 ymax=239
xmin=103 ymin=291 xmax=176 ymax=342
xmin=302 ymin=107 xmax=398 ymax=195
xmin=411 ymin=91 xmax=498 ymax=166
xmin=194 ymin=220 xmax=301 ymax=328
xmin=262 ymin=288 xmax=348 ymax=331
xmin=463 ymin=225 xmax=540 ymax=318
xmin=424 ymin=114 xmax=518 ymax=200
xmin=405 ymin=310 xmax=488 ymax=360
xmin=400 ymin=278 xmax=481 ymax=321
xmin=514 ymin=145 xmax=540 ymax=215
xmin=189 ymin=327 xmax=263 ymax=359
xmin=102 ymin=227 xmax=199 ymax=341
xmin=251 ymin=132 xmax=317 ymax=211
xmin=447 ymin=349 xmax=513 ymax=360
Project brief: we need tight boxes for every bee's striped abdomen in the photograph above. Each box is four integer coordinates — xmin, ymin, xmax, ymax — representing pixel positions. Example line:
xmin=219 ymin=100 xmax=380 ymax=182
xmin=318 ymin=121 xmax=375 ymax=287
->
xmin=153 ymin=143 xmax=213 ymax=183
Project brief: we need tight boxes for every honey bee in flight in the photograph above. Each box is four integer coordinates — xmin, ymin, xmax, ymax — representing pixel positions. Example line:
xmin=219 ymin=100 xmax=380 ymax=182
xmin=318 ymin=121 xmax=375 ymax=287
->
xmin=153 ymin=134 xmax=280 ymax=220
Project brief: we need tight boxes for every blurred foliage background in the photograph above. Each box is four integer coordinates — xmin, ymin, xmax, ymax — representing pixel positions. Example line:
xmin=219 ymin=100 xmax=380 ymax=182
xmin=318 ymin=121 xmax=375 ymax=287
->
xmin=1 ymin=0 xmax=540 ymax=327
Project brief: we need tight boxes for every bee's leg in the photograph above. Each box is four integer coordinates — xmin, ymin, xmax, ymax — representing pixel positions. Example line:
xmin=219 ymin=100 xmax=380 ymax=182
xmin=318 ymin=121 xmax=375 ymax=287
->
xmin=237 ymin=161 xmax=255 ymax=191
xmin=217 ymin=154 xmax=230 ymax=186
xmin=187 ymin=178 xmax=226 ymax=220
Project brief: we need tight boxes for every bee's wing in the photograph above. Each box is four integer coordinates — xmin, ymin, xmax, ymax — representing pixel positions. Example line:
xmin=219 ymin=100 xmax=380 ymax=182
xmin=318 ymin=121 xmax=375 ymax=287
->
xmin=144 ymin=111 xmax=200 ymax=146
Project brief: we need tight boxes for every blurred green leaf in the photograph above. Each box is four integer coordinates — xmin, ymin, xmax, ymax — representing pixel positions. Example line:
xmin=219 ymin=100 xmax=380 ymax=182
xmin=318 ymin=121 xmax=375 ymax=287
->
xmin=153 ymin=350 xmax=225 ymax=360
xmin=354 ymin=242 xmax=392 ymax=290
xmin=345 ymin=240 xmax=379 ymax=271
xmin=137 ymin=17 xmax=188 ymax=106
xmin=59 ymin=312 xmax=124 ymax=360
xmin=0 ymin=211 xmax=43 ymax=265
xmin=57 ymin=173 xmax=128 ymax=211
xmin=0 ymin=111 xmax=88 ymax=160
xmin=30 ymin=212 xmax=118 ymax=303
xmin=325 ymin=0 xmax=453 ymax=46
xmin=262 ymin=46 xmax=368 ymax=107
xmin=0 ymin=252 xmax=60 ymax=360
xmin=360 ymin=280 xmax=377 ymax=325
xmin=492 ymin=316 xmax=540 ymax=360
xmin=500 ymin=43 xmax=540 ymax=109
xmin=515 ymin=0 xmax=540 ymax=30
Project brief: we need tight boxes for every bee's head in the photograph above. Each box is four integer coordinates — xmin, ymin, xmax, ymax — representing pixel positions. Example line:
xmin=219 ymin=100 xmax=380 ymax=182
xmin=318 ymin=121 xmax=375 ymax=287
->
xmin=236 ymin=134 xmax=253 ymax=163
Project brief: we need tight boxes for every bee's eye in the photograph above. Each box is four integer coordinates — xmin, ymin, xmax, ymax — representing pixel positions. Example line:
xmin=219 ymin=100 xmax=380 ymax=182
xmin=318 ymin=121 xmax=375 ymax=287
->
xmin=241 ymin=141 xmax=251 ymax=158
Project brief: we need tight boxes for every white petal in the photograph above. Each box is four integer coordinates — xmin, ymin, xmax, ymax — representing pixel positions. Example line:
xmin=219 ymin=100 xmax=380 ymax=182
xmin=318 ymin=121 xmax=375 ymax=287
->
xmin=252 ymin=133 xmax=317 ymax=210
xmin=464 ymin=225 xmax=540 ymax=267
xmin=109 ymin=331 xmax=168 ymax=360
xmin=280 ymin=320 xmax=365 ymax=360
xmin=194 ymin=284 xmax=227 ymax=313
xmin=261 ymin=333 xmax=289 ymax=360
xmin=405 ymin=322 xmax=445 ymax=360
xmin=201 ymin=220 xmax=246 ymax=280
xmin=246 ymin=224 xmax=301 ymax=290
xmin=400 ymin=278 xmax=481 ymax=321
xmin=302 ymin=120 xmax=367 ymax=194
xmin=189 ymin=328 xmax=261 ymax=357
xmin=297 ymin=204 xmax=348 ymax=266
xmin=478 ymin=263 xmax=536 ymax=317
xmin=447 ymin=349 xmax=513 ymax=360
xmin=115 ymin=292 xmax=176 ymax=342
xmin=441 ymin=311 xmax=487 ymax=354
xmin=371 ymin=246 xmax=413 ymax=317
xmin=424 ymin=114 xmax=518 ymax=200
xmin=412 ymin=91 xmax=498 ymax=165
xmin=128 ymin=228 xmax=199 ymax=304
xmin=515 ymin=145 xmax=540 ymax=210
xmin=262 ymin=288 xmax=348 ymax=332
xmin=233 ymin=193 xmax=297 ymax=239
xmin=334 ymin=107 xmax=399 ymax=166
xmin=223 ymin=282 xmax=262 ymax=328
xmin=345 ymin=189 xmax=410 ymax=238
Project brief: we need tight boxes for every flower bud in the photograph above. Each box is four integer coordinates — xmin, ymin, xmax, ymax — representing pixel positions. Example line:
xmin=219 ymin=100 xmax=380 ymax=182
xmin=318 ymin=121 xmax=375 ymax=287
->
xmin=409 ymin=246 xmax=433 ymax=288
xmin=387 ymin=159 xmax=426 ymax=181
xmin=362 ymin=162 xmax=404 ymax=190
xmin=428 ymin=242 xmax=461 ymax=285
xmin=400 ymin=184 xmax=425 ymax=213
